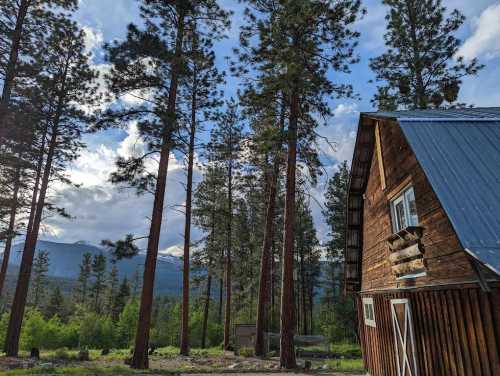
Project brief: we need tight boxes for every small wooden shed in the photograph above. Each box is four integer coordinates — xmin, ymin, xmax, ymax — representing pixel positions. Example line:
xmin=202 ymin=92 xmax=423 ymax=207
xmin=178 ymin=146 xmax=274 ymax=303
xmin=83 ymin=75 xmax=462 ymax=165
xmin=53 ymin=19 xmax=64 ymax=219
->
xmin=345 ymin=108 xmax=500 ymax=376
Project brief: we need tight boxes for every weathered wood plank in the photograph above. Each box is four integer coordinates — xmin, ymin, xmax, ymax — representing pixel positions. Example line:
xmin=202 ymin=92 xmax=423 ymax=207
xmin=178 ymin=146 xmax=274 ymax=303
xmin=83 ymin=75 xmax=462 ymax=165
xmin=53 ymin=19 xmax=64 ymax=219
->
xmin=440 ymin=291 xmax=458 ymax=375
xmin=374 ymin=122 xmax=386 ymax=190
xmin=391 ymin=258 xmax=425 ymax=276
xmin=462 ymin=289 xmax=482 ymax=376
xmin=469 ymin=289 xmax=492 ymax=375
xmin=445 ymin=290 xmax=466 ymax=376
xmin=389 ymin=243 xmax=422 ymax=263
xmin=479 ymin=290 xmax=500 ymax=375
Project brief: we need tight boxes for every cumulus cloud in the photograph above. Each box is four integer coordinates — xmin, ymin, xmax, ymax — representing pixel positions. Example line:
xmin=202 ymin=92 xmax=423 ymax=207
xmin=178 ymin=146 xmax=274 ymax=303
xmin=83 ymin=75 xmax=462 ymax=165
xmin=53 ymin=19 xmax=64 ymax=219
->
xmin=44 ymin=125 xmax=202 ymax=256
xmin=457 ymin=4 xmax=500 ymax=61
xmin=82 ymin=25 xmax=104 ymax=56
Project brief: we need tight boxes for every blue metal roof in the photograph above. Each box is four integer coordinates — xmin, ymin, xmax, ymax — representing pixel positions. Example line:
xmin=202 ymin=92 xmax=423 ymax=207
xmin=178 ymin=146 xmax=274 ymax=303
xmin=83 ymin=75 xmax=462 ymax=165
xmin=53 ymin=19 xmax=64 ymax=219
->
xmin=365 ymin=107 xmax=500 ymax=120
xmin=398 ymin=119 xmax=500 ymax=275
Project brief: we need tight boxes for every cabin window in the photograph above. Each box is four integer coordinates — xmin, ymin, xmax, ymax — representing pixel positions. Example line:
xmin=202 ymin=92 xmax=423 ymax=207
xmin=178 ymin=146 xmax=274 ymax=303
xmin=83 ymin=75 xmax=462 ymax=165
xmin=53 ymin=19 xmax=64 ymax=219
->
xmin=390 ymin=186 xmax=418 ymax=233
xmin=362 ymin=298 xmax=376 ymax=327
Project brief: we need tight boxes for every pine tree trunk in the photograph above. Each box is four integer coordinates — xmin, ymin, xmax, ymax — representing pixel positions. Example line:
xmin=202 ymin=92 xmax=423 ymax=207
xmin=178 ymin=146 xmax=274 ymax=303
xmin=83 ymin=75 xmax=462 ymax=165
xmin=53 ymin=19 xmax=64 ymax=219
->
xmin=0 ymin=0 xmax=30 ymax=139
xmin=4 ymin=123 xmax=58 ymax=356
xmin=0 ymin=166 xmax=21 ymax=297
xmin=255 ymin=101 xmax=285 ymax=356
xmin=180 ymin=58 xmax=197 ymax=356
xmin=255 ymin=169 xmax=277 ymax=356
xmin=218 ymin=276 xmax=223 ymax=324
xmin=406 ymin=1 xmax=427 ymax=109
xmin=131 ymin=11 xmax=185 ymax=369
xmin=299 ymin=245 xmax=307 ymax=335
xmin=280 ymin=89 xmax=298 ymax=369
xmin=223 ymin=163 xmax=232 ymax=351
xmin=201 ymin=270 xmax=212 ymax=349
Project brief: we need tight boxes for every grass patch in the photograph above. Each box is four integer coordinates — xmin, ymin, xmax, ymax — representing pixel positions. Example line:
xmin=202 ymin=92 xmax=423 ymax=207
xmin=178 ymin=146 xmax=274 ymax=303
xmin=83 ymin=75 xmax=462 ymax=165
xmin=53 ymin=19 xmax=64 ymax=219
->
xmin=324 ymin=358 xmax=364 ymax=373
xmin=0 ymin=365 xmax=134 ymax=376
xmin=331 ymin=342 xmax=362 ymax=358
xmin=154 ymin=345 xmax=223 ymax=358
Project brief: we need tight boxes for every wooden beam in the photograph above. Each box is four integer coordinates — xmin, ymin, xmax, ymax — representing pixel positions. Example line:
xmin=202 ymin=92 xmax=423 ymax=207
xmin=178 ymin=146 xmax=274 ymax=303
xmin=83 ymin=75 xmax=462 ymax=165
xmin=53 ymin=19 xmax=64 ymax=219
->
xmin=392 ymin=258 xmax=425 ymax=275
xmin=389 ymin=243 xmax=422 ymax=263
xmin=374 ymin=121 xmax=386 ymax=190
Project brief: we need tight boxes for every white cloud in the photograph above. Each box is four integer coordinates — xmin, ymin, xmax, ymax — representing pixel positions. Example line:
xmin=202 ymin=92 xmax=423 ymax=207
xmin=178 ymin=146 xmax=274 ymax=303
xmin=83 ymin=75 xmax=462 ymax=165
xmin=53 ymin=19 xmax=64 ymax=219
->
xmin=457 ymin=4 xmax=500 ymax=60
xmin=44 ymin=125 xmax=202 ymax=252
xmin=82 ymin=25 xmax=104 ymax=55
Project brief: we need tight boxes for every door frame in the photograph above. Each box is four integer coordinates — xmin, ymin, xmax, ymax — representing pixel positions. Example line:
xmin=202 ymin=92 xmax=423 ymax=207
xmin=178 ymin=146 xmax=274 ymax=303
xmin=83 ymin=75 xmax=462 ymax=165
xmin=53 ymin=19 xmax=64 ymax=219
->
xmin=390 ymin=298 xmax=418 ymax=376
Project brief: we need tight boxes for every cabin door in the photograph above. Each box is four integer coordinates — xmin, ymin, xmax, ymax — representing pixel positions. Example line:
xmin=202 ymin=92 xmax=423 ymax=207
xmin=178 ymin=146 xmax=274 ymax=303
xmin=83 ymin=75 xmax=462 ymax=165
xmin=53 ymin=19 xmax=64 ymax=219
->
xmin=390 ymin=299 xmax=418 ymax=376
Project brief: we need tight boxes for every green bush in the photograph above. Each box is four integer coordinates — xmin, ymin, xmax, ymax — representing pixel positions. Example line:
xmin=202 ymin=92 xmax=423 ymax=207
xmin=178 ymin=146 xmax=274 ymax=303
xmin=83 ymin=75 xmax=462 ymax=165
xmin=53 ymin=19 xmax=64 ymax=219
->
xmin=54 ymin=347 xmax=71 ymax=360
xmin=78 ymin=313 xmax=115 ymax=349
xmin=116 ymin=299 xmax=139 ymax=348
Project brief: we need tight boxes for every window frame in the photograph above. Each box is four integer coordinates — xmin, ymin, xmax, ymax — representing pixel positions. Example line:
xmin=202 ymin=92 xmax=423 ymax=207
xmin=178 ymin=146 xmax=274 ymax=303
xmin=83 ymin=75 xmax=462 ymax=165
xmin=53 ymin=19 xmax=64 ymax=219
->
xmin=362 ymin=297 xmax=376 ymax=327
xmin=390 ymin=185 xmax=418 ymax=233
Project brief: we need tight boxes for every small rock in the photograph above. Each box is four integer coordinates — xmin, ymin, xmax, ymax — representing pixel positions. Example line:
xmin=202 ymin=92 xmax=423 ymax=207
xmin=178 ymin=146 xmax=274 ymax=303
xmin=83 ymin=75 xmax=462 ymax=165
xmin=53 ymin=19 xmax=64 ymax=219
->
xmin=228 ymin=363 xmax=240 ymax=369
xmin=320 ymin=364 xmax=329 ymax=370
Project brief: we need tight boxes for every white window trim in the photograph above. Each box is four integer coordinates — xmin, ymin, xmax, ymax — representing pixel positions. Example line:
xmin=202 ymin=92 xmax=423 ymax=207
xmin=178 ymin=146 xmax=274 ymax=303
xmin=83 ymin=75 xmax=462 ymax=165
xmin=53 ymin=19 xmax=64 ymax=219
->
xmin=362 ymin=297 xmax=376 ymax=327
xmin=390 ymin=185 xmax=418 ymax=233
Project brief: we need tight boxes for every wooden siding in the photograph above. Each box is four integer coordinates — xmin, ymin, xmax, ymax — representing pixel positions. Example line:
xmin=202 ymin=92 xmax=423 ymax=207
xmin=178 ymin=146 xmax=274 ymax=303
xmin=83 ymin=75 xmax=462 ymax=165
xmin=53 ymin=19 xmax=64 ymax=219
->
xmin=358 ymin=285 xmax=500 ymax=376
xmin=360 ymin=119 xmax=497 ymax=291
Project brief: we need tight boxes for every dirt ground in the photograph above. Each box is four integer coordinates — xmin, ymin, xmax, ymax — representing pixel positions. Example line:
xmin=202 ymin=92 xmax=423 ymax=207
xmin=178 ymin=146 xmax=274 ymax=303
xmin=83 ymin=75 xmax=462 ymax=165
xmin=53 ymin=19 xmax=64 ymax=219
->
xmin=0 ymin=350 xmax=365 ymax=375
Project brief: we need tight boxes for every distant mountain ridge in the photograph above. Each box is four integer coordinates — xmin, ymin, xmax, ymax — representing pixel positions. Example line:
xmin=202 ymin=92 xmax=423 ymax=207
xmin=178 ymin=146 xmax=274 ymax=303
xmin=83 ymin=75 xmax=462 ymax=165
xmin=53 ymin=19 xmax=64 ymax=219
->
xmin=4 ymin=240 xmax=183 ymax=295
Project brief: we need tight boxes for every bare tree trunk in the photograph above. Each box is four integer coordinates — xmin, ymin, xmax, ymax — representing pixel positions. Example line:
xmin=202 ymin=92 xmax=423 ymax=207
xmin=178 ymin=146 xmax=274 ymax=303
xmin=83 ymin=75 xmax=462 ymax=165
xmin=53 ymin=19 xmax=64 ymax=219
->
xmin=223 ymin=162 xmax=232 ymax=351
xmin=201 ymin=270 xmax=212 ymax=349
xmin=255 ymin=100 xmax=285 ymax=356
xmin=255 ymin=169 xmax=277 ymax=356
xmin=0 ymin=167 xmax=21 ymax=296
xmin=299 ymin=248 xmax=307 ymax=335
xmin=280 ymin=88 xmax=298 ymax=369
xmin=0 ymin=0 xmax=30 ymax=140
xmin=131 ymin=11 xmax=185 ymax=370
xmin=218 ymin=276 xmax=223 ymax=325
xmin=4 ymin=124 xmax=57 ymax=356
xmin=180 ymin=54 xmax=198 ymax=356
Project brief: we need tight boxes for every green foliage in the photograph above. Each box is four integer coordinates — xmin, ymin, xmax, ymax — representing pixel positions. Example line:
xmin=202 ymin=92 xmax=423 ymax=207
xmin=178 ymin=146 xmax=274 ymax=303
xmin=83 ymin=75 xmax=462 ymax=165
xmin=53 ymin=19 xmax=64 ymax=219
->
xmin=78 ymin=312 xmax=114 ymax=350
xmin=30 ymin=251 xmax=50 ymax=308
xmin=370 ymin=0 xmax=484 ymax=109
xmin=19 ymin=310 xmax=78 ymax=350
xmin=74 ymin=253 xmax=92 ymax=305
xmin=116 ymin=299 xmax=139 ymax=348
xmin=239 ymin=346 xmax=254 ymax=357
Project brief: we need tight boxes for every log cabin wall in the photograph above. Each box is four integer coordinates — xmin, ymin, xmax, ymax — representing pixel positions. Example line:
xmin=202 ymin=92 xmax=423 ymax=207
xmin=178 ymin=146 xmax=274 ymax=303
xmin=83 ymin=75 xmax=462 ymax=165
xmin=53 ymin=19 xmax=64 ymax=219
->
xmin=360 ymin=118 xmax=497 ymax=292
xmin=357 ymin=284 xmax=500 ymax=376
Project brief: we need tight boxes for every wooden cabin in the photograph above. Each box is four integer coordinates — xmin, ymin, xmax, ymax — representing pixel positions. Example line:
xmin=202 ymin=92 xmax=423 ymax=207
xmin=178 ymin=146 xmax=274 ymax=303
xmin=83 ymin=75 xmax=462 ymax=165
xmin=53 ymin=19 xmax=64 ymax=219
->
xmin=345 ymin=108 xmax=500 ymax=376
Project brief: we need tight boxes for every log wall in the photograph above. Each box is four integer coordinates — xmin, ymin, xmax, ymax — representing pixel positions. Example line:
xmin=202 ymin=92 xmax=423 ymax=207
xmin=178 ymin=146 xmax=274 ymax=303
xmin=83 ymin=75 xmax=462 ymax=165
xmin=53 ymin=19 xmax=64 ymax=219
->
xmin=361 ymin=119 xmax=497 ymax=291
xmin=358 ymin=284 xmax=500 ymax=376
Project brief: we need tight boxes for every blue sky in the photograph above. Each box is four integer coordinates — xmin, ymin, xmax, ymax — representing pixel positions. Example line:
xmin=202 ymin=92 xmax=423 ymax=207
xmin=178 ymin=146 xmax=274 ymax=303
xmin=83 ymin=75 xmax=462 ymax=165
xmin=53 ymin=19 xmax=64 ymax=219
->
xmin=43 ymin=0 xmax=500 ymax=256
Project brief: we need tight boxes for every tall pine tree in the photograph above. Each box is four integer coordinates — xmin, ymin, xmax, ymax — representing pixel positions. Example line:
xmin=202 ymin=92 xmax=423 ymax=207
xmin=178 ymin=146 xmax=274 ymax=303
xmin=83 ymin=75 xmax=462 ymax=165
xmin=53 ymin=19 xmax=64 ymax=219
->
xmin=370 ymin=0 xmax=483 ymax=110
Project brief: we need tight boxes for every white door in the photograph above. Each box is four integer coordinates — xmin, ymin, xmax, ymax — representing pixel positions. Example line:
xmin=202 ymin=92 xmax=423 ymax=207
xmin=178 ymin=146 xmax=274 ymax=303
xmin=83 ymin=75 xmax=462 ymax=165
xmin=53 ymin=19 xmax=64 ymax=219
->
xmin=390 ymin=299 xmax=418 ymax=376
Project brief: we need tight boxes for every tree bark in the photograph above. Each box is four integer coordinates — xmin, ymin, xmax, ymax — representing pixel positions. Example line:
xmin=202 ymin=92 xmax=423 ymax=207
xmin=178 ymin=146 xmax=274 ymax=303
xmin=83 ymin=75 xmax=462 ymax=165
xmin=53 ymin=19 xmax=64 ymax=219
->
xmin=280 ymin=88 xmax=298 ymax=369
xmin=0 ymin=0 xmax=30 ymax=140
xmin=131 ymin=10 xmax=185 ymax=369
xmin=299 ymin=246 xmax=307 ymax=335
xmin=223 ymin=161 xmax=232 ymax=351
xmin=218 ymin=276 xmax=223 ymax=324
xmin=405 ymin=0 xmax=427 ymax=109
xmin=180 ymin=52 xmax=198 ymax=356
xmin=0 ymin=166 xmax=21 ymax=297
xmin=255 ymin=100 xmax=285 ymax=356
xmin=4 ymin=123 xmax=58 ymax=356
xmin=201 ymin=269 xmax=212 ymax=349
